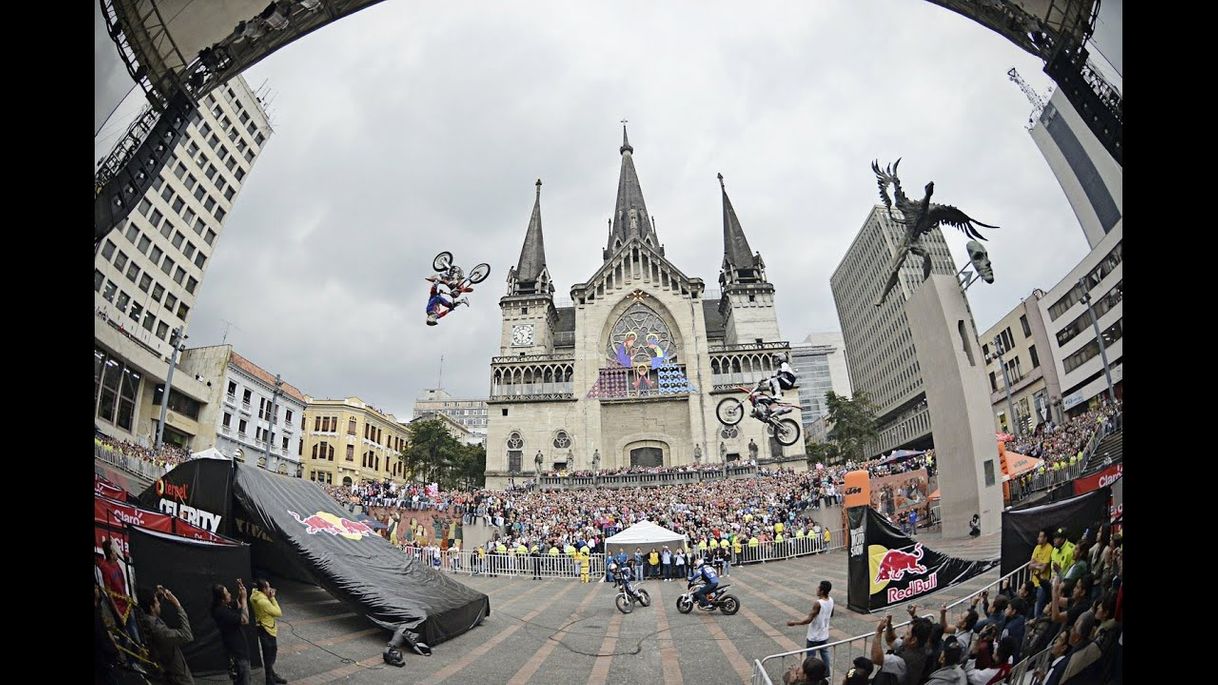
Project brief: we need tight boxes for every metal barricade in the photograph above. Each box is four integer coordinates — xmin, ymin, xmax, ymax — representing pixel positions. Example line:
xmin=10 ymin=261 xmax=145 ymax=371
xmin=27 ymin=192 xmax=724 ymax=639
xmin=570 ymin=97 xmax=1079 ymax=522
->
xmin=751 ymin=563 xmax=1032 ymax=685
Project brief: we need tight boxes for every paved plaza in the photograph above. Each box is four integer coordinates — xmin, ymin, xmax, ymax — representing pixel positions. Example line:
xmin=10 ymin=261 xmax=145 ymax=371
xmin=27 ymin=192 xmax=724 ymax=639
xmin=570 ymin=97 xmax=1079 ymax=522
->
xmin=265 ymin=533 xmax=1002 ymax=684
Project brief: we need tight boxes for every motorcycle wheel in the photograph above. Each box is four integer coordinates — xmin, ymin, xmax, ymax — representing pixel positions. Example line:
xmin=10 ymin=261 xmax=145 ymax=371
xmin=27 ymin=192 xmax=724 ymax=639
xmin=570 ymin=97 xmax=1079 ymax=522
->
xmin=637 ymin=589 xmax=652 ymax=607
xmin=771 ymin=418 xmax=802 ymax=446
xmin=719 ymin=594 xmax=740 ymax=615
xmin=676 ymin=595 xmax=693 ymax=614
xmin=616 ymin=594 xmax=633 ymax=614
xmin=468 ymin=262 xmax=491 ymax=284
xmin=433 ymin=251 xmax=453 ymax=272
xmin=716 ymin=397 xmax=745 ymax=426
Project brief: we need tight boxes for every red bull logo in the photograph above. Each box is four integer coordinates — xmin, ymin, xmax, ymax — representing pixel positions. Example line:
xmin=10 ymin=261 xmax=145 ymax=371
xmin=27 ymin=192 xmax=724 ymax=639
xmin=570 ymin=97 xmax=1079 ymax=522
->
xmin=873 ymin=543 xmax=928 ymax=584
xmin=289 ymin=510 xmax=376 ymax=541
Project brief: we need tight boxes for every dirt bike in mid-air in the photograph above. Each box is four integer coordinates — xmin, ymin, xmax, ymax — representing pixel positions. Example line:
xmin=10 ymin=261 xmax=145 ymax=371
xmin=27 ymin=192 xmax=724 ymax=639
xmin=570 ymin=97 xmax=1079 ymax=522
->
xmin=715 ymin=384 xmax=802 ymax=446
xmin=426 ymin=251 xmax=490 ymax=326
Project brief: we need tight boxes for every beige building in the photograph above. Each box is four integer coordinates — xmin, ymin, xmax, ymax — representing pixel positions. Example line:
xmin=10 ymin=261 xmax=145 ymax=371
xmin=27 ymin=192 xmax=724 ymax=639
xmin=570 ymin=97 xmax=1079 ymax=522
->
xmin=484 ymin=130 xmax=803 ymax=489
xmin=302 ymin=397 xmax=411 ymax=486
xmin=980 ymin=291 xmax=1064 ymax=435
xmin=94 ymin=75 xmax=270 ymax=449
xmin=409 ymin=412 xmax=481 ymax=447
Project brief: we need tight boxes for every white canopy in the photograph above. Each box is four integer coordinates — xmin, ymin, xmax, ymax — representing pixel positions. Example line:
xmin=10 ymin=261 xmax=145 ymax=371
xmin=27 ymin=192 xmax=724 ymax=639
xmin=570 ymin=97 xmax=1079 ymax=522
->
xmin=604 ymin=520 xmax=687 ymax=556
xmin=190 ymin=447 xmax=229 ymax=461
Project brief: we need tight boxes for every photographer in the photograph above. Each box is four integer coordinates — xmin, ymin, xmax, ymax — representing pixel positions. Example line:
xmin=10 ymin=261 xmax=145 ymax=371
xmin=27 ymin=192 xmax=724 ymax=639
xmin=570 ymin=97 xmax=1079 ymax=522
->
xmin=212 ymin=579 xmax=252 ymax=685
xmin=250 ymin=579 xmax=288 ymax=684
xmin=137 ymin=585 xmax=194 ymax=684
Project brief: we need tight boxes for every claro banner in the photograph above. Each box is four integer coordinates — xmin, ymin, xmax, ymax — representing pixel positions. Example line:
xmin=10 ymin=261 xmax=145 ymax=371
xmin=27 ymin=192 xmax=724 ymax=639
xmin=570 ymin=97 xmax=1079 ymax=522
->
xmin=1073 ymin=463 xmax=1122 ymax=496
xmin=848 ymin=507 xmax=998 ymax=613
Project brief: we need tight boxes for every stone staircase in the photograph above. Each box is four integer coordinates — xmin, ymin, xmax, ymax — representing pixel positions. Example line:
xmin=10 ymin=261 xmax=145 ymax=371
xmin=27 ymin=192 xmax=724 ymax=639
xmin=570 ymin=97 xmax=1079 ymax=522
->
xmin=1084 ymin=429 xmax=1123 ymax=472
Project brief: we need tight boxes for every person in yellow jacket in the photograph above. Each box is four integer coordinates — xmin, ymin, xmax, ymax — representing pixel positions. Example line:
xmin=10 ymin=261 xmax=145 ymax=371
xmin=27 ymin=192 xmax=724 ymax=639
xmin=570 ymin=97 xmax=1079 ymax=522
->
xmin=748 ymin=535 xmax=759 ymax=562
xmin=774 ymin=520 xmax=785 ymax=536
xmin=250 ymin=579 xmax=287 ymax=684
xmin=576 ymin=548 xmax=591 ymax=583
xmin=732 ymin=536 xmax=743 ymax=557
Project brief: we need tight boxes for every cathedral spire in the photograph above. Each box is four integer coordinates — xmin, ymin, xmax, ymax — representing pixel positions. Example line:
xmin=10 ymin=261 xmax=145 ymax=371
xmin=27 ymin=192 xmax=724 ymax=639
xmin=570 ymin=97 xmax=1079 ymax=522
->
xmin=606 ymin=123 xmax=657 ymax=259
xmin=508 ymin=179 xmax=553 ymax=296
xmin=718 ymin=173 xmax=766 ymax=286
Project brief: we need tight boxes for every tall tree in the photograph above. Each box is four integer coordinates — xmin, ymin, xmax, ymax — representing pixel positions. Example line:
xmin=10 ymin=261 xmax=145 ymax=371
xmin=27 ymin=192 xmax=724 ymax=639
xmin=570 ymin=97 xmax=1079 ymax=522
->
xmin=825 ymin=391 xmax=879 ymax=463
xmin=400 ymin=419 xmax=463 ymax=487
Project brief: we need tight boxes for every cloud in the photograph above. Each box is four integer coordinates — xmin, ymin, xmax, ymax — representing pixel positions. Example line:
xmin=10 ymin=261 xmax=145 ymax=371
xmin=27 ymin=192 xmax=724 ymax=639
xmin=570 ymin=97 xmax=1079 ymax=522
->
xmin=179 ymin=1 xmax=1091 ymax=418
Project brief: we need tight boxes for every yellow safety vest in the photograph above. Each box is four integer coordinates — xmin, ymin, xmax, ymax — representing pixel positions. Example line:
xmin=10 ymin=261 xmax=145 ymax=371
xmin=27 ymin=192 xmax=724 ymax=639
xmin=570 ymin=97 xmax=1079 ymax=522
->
xmin=748 ymin=537 xmax=759 ymax=547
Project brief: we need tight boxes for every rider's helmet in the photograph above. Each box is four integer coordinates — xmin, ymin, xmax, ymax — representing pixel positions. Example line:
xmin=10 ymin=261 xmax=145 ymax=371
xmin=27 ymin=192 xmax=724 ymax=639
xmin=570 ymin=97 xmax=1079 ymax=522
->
xmin=693 ymin=557 xmax=704 ymax=568
xmin=608 ymin=562 xmax=617 ymax=573
xmin=773 ymin=355 xmax=786 ymax=365
xmin=446 ymin=265 xmax=464 ymax=282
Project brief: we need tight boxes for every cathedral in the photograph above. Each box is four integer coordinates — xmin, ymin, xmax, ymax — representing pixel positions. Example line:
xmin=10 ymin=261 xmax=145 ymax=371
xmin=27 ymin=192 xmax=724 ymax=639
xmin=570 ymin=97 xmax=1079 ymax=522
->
xmin=483 ymin=128 xmax=805 ymax=489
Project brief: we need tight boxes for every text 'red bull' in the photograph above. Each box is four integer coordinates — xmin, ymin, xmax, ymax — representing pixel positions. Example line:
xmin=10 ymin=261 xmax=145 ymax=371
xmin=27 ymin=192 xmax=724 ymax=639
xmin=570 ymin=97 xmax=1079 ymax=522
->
xmin=887 ymin=573 xmax=939 ymax=603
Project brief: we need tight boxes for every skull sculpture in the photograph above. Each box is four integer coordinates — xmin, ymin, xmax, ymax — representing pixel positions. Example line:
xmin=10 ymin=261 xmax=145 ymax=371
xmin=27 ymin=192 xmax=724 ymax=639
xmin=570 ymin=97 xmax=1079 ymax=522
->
xmin=966 ymin=240 xmax=994 ymax=283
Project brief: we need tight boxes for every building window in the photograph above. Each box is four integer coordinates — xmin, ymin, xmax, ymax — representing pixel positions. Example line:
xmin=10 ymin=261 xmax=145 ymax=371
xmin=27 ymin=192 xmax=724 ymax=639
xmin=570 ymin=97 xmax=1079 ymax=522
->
xmin=205 ymin=229 xmax=217 ymax=245
xmin=553 ymin=431 xmax=571 ymax=449
xmin=161 ymin=186 xmax=174 ymax=203
xmin=222 ymin=412 xmax=231 ymax=428
xmin=101 ymin=240 xmax=117 ymax=260
xmin=155 ymin=321 xmax=169 ymax=340
xmin=215 ymin=207 xmax=227 ymax=222
xmin=125 ymin=223 xmax=140 ymax=243
xmin=346 ymin=444 xmax=355 ymax=461
xmin=224 ymin=187 xmax=235 ymax=201
xmin=164 ymin=293 xmax=178 ymax=312
xmin=173 ymin=266 xmax=187 ymax=284
xmin=1020 ymin=315 xmax=1031 ymax=338
xmin=125 ymin=262 xmax=140 ymax=283
xmin=1029 ymin=345 xmax=1040 ymax=369
xmin=136 ymin=234 xmax=152 ymax=254
xmin=113 ymin=250 xmax=128 ymax=271
xmin=149 ymin=246 xmax=164 ymax=264
xmin=142 ymin=311 xmax=156 ymax=331
xmin=185 ymin=277 xmax=198 ymax=294
xmin=236 ymin=168 xmax=246 ymax=181
xmin=161 ymin=257 xmax=174 ymax=276
xmin=183 ymin=242 xmax=196 ymax=259
xmin=160 ymin=221 xmax=173 ymax=239
xmin=172 ymin=197 xmax=185 ymax=214
xmin=194 ymin=185 xmax=206 ymax=201
xmin=348 ymin=418 xmax=357 ymax=435
xmin=243 ymin=388 xmax=252 ymax=404
xmin=102 ymin=281 xmax=117 ymax=303
xmin=94 ymin=269 xmax=105 ymax=291
xmin=989 ymin=372 xmax=997 ymax=393
xmin=282 ymin=437 xmax=289 ymax=450
xmin=116 ymin=291 xmax=130 ymax=313
xmin=172 ymin=231 xmax=185 ymax=249
xmin=194 ymin=252 xmax=207 ymax=269
xmin=238 ymin=419 xmax=248 ymax=435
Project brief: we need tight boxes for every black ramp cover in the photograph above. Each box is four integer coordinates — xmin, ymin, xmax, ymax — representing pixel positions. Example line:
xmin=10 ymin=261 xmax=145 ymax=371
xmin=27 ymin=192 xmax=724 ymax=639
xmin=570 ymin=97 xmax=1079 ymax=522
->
xmin=230 ymin=464 xmax=490 ymax=651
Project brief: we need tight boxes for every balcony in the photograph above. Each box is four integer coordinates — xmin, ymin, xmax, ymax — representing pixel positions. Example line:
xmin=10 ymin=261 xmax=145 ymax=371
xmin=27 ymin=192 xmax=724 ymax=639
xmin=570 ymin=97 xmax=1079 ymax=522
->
xmin=239 ymin=401 xmax=252 ymax=415
xmin=221 ymin=425 xmax=232 ymax=435
xmin=586 ymin=364 xmax=697 ymax=401
xmin=224 ymin=394 xmax=236 ymax=407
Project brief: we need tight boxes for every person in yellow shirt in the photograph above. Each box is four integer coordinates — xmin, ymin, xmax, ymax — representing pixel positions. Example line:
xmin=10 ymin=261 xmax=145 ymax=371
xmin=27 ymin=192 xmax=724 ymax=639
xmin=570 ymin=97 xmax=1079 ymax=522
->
xmin=576 ymin=548 xmax=591 ymax=583
xmin=250 ymin=579 xmax=287 ymax=684
xmin=1050 ymin=528 xmax=1075 ymax=579
xmin=1029 ymin=528 xmax=1054 ymax=616
xmin=732 ymin=536 xmax=743 ymax=557
xmin=648 ymin=548 xmax=660 ymax=580
xmin=823 ymin=528 xmax=831 ymax=549
xmin=774 ymin=520 xmax=785 ymax=535
xmin=748 ymin=535 xmax=759 ymax=562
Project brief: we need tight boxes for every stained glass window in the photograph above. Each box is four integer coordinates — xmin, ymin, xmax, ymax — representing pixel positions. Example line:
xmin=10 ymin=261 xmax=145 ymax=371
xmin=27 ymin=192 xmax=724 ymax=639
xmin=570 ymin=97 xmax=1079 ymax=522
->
xmin=606 ymin=303 xmax=677 ymax=368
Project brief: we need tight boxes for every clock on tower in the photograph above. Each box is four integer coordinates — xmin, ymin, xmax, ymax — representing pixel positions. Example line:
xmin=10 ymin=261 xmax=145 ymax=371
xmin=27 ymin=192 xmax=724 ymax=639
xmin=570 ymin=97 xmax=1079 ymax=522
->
xmin=511 ymin=324 xmax=535 ymax=347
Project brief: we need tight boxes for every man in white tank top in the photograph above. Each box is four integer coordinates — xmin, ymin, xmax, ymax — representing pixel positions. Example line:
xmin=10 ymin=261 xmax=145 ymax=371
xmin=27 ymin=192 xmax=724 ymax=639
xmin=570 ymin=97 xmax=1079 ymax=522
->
xmin=788 ymin=580 xmax=835 ymax=678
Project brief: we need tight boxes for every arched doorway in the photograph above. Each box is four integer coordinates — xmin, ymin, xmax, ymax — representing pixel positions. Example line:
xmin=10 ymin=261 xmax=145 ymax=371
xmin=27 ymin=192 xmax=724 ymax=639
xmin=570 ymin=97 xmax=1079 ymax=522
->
xmin=625 ymin=440 xmax=667 ymax=468
xmin=342 ymin=476 xmax=353 ymax=487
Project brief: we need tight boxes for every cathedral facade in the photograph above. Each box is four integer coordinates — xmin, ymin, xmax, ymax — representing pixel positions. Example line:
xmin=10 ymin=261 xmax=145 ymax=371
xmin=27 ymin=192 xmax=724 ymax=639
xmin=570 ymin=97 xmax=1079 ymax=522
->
xmin=484 ymin=129 xmax=805 ymax=489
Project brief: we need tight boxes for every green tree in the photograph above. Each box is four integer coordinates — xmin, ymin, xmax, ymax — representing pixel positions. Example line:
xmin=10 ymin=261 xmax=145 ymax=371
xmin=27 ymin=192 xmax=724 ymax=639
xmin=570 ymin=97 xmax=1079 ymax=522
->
xmin=804 ymin=440 xmax=840 ymax=468
xmin=400 ymin=419 xmax=463 ymax=487
xmin=824 ymin=391 xmax=879 ymax=464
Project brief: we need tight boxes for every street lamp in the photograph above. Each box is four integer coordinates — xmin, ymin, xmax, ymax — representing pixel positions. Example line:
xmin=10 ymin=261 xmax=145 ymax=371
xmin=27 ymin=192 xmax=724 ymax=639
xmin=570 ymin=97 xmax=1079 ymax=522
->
xmin=985 ymin=336 xmax=1020 ymax=438
xmin=1077 ymin=278 xmax=1117 ymax=403
xmin=155 ymin=326 xmax=187 ymax=450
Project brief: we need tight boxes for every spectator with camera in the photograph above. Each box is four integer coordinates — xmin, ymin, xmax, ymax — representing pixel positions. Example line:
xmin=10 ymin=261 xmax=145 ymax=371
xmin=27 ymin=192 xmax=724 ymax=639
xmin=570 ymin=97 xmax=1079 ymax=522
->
xmin=137 ymin=585 xmax=194 ymax=684
xmin=923 ymin=636 xmax=967 ymax=684
xmin=212 ymin=579 xmax=252 ymax=685
xmin=871 ymin=614 xmax=931 ymax=684
xmin=250 ymin=579 xmax=288 ymax=684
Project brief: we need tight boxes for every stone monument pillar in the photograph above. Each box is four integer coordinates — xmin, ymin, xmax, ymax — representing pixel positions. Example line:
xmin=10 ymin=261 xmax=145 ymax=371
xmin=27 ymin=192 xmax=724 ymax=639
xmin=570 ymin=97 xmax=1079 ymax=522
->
xmin=905 ymin=274 xmax=1004 ymax=537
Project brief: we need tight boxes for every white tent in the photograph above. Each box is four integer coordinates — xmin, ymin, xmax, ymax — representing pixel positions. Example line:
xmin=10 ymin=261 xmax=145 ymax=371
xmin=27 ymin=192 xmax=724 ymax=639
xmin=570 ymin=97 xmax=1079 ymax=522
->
xmin=190 ymin=447 xmax=229 ymax=461
xmin=603 ymin=520 xmax=688 ymax=557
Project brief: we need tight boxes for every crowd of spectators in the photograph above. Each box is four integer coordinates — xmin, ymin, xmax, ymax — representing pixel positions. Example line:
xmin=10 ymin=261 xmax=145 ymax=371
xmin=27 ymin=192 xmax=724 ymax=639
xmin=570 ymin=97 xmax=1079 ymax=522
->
xmin=1008 ymin=400 xmax=1121 ymax=469
xmin=542 ymin=460 xmax=753 ymax=478
xmin=95 ymin=431 xmax=191 ymax=471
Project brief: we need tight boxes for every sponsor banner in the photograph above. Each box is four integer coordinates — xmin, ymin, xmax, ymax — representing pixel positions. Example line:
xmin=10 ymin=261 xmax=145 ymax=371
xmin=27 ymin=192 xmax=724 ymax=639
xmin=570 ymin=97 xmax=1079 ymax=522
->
xmin=999 ymin=486 xmax=1110 ymax=577
xmin=843 ymin=470 xmax=870 ymax=509
xmin=139 ymin=458 xmax=233 ymax=535
xmin=94 ymin=474 xmax=129 ymax=501
xmin=847 ymin=507 xmax=997 ymax=613
xmin=1073 ymin=463 xmax=1122 ymax=496
xmin=95 ymin=494 xmax=233 ymax=557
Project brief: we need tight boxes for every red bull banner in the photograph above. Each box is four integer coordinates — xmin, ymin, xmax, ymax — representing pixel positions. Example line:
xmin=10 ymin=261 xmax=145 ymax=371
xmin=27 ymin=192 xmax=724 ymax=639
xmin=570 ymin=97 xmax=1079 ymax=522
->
xmin=847 ymin=507 xmax=998 ymax=613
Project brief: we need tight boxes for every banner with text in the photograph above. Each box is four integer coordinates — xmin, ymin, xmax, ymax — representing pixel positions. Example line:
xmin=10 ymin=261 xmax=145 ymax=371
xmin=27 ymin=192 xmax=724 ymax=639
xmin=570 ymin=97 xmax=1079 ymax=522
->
xmin=848 ymin=506 xmax=998 ymax=613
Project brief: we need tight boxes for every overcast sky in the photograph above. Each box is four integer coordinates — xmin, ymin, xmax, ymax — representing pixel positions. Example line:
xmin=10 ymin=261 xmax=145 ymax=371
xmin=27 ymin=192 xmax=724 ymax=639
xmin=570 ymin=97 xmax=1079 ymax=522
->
xmin=97 ymin=1 xmax=1102 ymax=420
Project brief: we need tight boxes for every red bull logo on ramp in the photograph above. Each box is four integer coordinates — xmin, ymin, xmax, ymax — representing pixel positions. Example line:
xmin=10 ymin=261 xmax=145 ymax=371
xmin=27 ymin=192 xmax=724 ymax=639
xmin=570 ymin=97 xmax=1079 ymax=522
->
xmin=869 ymin=542 xmax=934 ymax=597
xmin=289 ymin=510 xmax=377 ymax=541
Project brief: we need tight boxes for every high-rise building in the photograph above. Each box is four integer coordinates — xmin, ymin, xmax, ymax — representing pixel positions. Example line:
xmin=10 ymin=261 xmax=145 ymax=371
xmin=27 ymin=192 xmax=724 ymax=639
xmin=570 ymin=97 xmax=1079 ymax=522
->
xmin=302 ymin=397 xmax=411 ymax=487
xmin=412 ymin=389 xmax=488 ymax=444
xmin=94 ymin=75 xmax=271 ymax=449
xmin=1029 ymin=88 xmax=1122 ymax=250
xmin=482 ymin=130 xmax=802 ymax=489
xmin=1037 ymin=223 xmax=1122 ymax=414
xmin=830 ymin=207 xmax=957 ymax=458
xmin=789 ymin=332 xmax=852 ymax=436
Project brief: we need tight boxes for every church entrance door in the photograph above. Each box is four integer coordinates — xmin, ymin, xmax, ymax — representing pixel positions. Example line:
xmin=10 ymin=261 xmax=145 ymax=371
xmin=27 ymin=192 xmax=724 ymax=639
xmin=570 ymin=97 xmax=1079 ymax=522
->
xmin=629 ymin=447 xmax=663 ymax=468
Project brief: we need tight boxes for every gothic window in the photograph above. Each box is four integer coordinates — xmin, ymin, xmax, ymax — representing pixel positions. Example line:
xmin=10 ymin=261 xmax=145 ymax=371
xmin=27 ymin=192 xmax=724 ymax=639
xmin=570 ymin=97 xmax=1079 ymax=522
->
xmin=507 ymin=432 xmax=523 ymax=449
xmin=553 ymin=430 xmax=571 ymax=449
xmin=606 ymin=303 xmax=677 ymax=368
xmin=720 ymin=424 xmax=739 ymax=439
